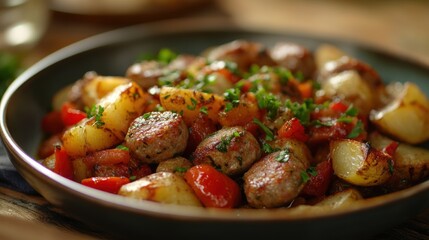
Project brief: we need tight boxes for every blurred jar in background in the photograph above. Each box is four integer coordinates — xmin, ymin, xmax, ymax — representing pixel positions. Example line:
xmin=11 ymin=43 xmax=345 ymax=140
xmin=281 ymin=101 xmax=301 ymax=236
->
xmin=0 ymin=0 xmax=50 ymax=53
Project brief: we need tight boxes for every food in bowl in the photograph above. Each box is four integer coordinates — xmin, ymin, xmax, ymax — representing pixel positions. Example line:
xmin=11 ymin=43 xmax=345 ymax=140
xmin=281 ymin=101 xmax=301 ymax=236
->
xmin=37 ymin=39 xmax=429 ymax=210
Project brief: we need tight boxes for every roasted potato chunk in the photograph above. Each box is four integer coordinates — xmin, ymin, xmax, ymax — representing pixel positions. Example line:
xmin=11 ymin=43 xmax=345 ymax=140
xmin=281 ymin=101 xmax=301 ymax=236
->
xmin=370 ymin=82 xmax=429 ymax=144
xmin=159 ymin=86 xmax=225 ymax=125
xmin=62 ymin=82 xmax=147 ymax=157
xmin=314 ymin=44 xmax=347 ymax=70
xmin=331 ymin=139 xmax=393 ymax=186
xmin=155 ymin=157 xmax=193 ymax=177
xmin=80 ymin=74 xmax=131 ymax=107
xmin=118 ymin=172 xmax=202 ymax=207
xmin=369 ymin=132 xmax=429 ymax=184
xmin=315 ymin=188 xmax=363 ymax=209
xmin=321 ymin=70 xmax=376 ymax=115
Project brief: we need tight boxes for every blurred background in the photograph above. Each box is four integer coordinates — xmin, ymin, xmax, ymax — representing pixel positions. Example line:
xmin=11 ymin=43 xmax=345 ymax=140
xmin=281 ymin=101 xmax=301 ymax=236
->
xmin=1 ymin=0 xmax=428 ymax=65
xmin=0 ymin=0 xmax=428 ymax=238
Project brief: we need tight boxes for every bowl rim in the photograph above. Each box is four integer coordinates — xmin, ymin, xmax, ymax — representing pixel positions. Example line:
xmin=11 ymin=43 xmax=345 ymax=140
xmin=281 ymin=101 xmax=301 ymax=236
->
xmin=1 ymin=16 xmax=429 ymax=222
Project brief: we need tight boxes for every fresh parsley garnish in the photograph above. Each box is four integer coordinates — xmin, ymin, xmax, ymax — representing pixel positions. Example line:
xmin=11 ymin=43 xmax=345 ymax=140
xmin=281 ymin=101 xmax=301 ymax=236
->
xmin=216 ymin=131 xmax=241 ymax=152
xmin=285 ymin=99 xmax=316 ymax=126
xmin=86 ymin=105 xmax=105 ymax=128
xmin=301 ymin=166 xmax=318 ymax=183
xmin=276 ymin=149 xmax=290 ymax=163
xmin=116 ymin=145 xmax=129 ymax=151
xmin=175 ymin=167 xmax=188 ymax=173
xmin=255 ymin=89 xmax=281 ymax=119
xmin=347 ymin=120 xmax=364 ymax=138
xmin=223 ymin=88 xmax=241 ymax=112
xmin=157 ymin=48 xmax=177 ymax=64
xmin=253 ymin=118 xmax=274 ymax=141
xmin=186 ymin=98 xmax=198 ymax=110
xmin=200 ymin=106 xmax=208 ymax=115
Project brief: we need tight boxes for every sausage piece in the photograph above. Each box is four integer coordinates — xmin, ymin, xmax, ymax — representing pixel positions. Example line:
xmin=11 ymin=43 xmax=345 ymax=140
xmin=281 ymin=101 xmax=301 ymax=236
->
xmin=269 ymin=42 xmax=316 ymax=80
xmin=124 ymin=111 xmax=188 ymax=163
xmin=205 ymin=40 xmax=275 ymax=71
xmin=192 ymin=126 xmax=261 ymax=176
xmin=243 ymin=140 xmax=311 ymax=208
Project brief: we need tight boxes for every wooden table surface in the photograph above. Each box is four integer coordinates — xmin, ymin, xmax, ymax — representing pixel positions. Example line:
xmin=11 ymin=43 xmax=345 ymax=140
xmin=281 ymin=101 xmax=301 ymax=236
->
xmin=2 ymin=0 xmax=429 ymax=239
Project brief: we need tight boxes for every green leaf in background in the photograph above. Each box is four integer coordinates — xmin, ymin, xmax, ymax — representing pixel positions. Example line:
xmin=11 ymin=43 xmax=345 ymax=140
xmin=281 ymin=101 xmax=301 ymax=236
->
xmin=0 ymin=52 xmax=21 ymax=97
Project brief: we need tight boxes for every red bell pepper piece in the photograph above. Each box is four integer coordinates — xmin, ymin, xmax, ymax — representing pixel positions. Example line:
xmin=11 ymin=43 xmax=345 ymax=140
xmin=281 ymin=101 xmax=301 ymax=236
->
xmin=185 ymin=114 xmax=217 ymax=155
xmin=41 ymin=111 xmax=64 ymax=134
xmin=61 ymin=102 xmax=87 ymax=126
xmin=329 ymin=101 xmax=349 ymax=113
xmin=383 ymin=141 xmax=399 ymax=157
xmin=277 ymin=117 xmax=309 ymax=142
xmin=184 ymin=164 xmax=241 ymax=208
xmin=53 ymin=145 xmax=74 ymax=180
xmin=81 ymin=177 xmax=130 ymax=194
xmin=301 ymin=160 xmax=334 ymax=198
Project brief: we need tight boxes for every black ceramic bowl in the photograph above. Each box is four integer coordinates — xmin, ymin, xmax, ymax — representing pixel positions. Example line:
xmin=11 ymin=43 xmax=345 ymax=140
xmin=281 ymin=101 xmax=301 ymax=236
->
xmin=1 ymin=18 xmax=429 ymax=240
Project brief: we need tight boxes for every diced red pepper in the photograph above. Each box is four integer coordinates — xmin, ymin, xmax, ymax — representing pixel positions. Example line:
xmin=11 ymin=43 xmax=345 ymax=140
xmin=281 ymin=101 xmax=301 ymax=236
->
xmin=184 ymin=164 xmax=241 ymax=208
xmin=217 ymin=68 xmax=240 ymax=84
xmin=240 ymin=81 xmax=252 ymax=93
xmin=329 ymin=101 xmax=349 ymax=113
xmin=185 ymin=114 xmax=217 ymax=155
xmin=81 ymin=177 xmax=130 ymax=194
xmin=53 ymin=145 xmax=74 ymax=180
xmin=61 ymin=102 xmax=87 ymax=126
xmin=383 ymin=141 xmax=399 ymax=157
xmin=130 ymin=163 xmax=152 ymax=180
xmin=297 ymin=81 xmax=313 ymax=99
xmin=277 ymin=117 xmax=309 ymax=142
xmin=41 ymin=111 xmax=64 ymax=134
xmin=301 ymin=160 xmax=334 ymax=197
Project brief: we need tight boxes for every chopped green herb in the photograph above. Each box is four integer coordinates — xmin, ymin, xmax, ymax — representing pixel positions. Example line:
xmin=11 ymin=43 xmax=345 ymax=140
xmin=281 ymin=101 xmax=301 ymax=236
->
xmin=129 ymin=175 xmax=137 ymax=181
xmin=336 ymin=115 xmax=354 ymax=123
xmin=216 ymin=131 xmax=241 ymax=152
xmin=301 ymin=166 xmax=318 ymax=183
xmin=276 ymin=149 xmax=290 ymax=163
xmin=253 ymin=118 xmax=274 ymax=141
xmin=154 ymin=104 xmax=165 ymax=112
xmin=175 ymin=167 xmax=188 ymax=173
xmin=345 ymin=105 xmax=359 ymax=117
xmin=255 ymin=89 xmax=281 ymax=119
xmin=285 ymin=99 xmax=316 ymax=126
xmin=116 ymin=145 xmax=129 ymax=151
xmin=235 ymin=156 xmax=243 ymax=166
xmin=262 ymin=142 xmax=279 ymax=154
xmin=224 ymin=88 xmax=241 ymax=111
xmin=86 ymin=105 xmax=105 ymax=128
xmin=200 ymin=106 xmax=208 ymax=115
xmin=295 ymin=71 xmax=304 ymax=82
xmin=187 ymin=98 xmax=198 ymax=110
xmin=157 ymin=48 xmax=177 ymax=64
xmin=312 ymin=81 xmax=321 ymax=91
xmin=307 ymin=166 xmax=318 ymax=176
xmin=274 ymin=67 xmax=293 ymax=84
xmin=301 ymin=171 xmax=310 ymax=183
xmin=224 ymin=102 xmax=234 ymax=112
xmin=158 ymin=70 xmax=181 ymax=86
xmin=347 ymin=120 xmax=364 ymax=138
xmin=224 ymin=61 xmax=240 ymax=76
xmin=388 ymin=159 xmax=394 ymax=174
xmin=142 ymin=112 xmax=151 ymax=120
xmin=311 ymin=119 xmax=334 ymax=127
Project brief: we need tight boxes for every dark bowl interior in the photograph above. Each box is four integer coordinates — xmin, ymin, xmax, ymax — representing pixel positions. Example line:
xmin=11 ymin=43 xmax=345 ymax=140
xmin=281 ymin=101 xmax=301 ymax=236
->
xmin=1 ymin=18 xmax=429 ymax=240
